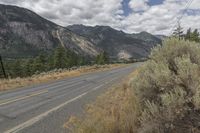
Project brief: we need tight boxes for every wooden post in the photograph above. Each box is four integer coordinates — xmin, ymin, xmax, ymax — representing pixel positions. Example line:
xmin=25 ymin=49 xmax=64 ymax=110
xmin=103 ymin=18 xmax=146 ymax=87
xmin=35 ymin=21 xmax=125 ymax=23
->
xmin=0 ymin=55 xmax=7 ymax=79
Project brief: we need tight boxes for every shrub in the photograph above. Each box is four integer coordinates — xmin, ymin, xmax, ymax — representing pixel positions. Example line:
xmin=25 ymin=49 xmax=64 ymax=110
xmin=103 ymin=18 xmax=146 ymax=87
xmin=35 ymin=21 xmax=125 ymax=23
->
xmin=132 ymin=38 xmax=200 ymax=133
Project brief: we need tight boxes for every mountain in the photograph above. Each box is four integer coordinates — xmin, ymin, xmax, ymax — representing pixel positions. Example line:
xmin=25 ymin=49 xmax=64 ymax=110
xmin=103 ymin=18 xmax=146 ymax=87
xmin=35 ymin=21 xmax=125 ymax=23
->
xmin=0 ymin=4 xmax=161 ymax=61
xmin=0 ymin=4 xmax=99 ymax=58
xmin=155 ymin=35 xmax=167 ymax=40
xmin=131 ymin=31 xmax=161 ymax=45
xmin=67 ymin=25 xmax=161 ymax=60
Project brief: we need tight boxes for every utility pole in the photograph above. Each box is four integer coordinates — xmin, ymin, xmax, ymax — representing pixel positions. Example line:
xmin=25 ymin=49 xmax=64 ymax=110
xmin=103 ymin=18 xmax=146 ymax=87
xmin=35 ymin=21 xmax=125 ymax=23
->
xmin=0 ymin=54 xmax=8 ymax=79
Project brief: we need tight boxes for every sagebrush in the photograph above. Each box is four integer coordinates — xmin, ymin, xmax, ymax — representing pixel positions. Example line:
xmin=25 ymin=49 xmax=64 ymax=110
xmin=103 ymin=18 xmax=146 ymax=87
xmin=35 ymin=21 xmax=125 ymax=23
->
xmin=132 ymin=38 xmax=200 ymax=133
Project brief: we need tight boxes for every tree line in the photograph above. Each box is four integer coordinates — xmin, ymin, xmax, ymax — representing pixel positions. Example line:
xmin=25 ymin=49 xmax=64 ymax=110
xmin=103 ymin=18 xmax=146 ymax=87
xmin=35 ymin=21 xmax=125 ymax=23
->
xmin=173 ymin=22 xmax=200 ymax=42
xmin=185 ymin=28 xmax=200 ymax=42
xmin=0 ymin=46 xmax=110 ymax=79
xmin=95 ymin=51 xmax=109 ymax=65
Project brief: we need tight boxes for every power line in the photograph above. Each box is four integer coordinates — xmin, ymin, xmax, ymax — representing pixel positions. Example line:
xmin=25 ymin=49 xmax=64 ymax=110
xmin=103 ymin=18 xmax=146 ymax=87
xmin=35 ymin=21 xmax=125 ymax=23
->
xmin=177 ymin=0 xmax=193 ymax=21
xmin=170 ymin=0 xmax=193 ymax=34
xmin=170 ymin=0 xmax=194 ymax=35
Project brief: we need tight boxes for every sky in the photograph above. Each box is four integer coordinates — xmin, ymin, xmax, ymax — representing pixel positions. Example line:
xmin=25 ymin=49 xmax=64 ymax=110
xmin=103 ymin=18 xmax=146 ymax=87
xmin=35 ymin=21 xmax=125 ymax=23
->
xmin=0 ymin=0 xmax=200 ymax=35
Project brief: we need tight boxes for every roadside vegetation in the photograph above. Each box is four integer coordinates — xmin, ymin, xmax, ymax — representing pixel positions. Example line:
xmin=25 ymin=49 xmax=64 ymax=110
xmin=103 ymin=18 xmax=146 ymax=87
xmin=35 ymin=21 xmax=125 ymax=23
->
xmin=0 ymin=46 xmax=88 ymax=79
xmin=0 ymin=46 xmax=110 ymax=79
xmin=0 ymin=64 xmax=124 ymax=91
xmin=64 ymin=70 xmax=140 ymax=133
xmin=0 ymin=43 xmax=126 ymax=91
xmin=134 ymin=38 xmax=200 ymax=132
xmin=173 ymin=24 xmax=200 ymax=43
xmin=65 ymin=38 xmax=200 ymax=133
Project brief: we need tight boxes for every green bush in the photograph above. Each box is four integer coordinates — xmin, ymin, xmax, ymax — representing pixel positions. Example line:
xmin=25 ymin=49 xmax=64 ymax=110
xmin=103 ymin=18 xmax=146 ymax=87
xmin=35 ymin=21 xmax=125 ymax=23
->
xmin=132 ymin=38 xmax=200 ymax=133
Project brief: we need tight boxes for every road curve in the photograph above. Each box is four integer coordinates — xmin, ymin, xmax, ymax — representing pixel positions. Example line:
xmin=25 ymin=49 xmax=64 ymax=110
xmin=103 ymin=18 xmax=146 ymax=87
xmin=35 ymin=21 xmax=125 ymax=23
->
xmin=0 ymin=63 xmax=141 ymax=133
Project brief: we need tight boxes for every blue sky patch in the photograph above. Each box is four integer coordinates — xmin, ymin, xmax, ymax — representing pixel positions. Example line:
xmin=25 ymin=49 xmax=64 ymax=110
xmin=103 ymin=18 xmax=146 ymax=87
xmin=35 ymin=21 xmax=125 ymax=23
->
xmin=148 ymin=0 xmax=164 ymax=6
xmin=184 ymin=9 xmax=200 ymax=16
xmin=122 ymin=0 xmax=165 ymax=16
xmin=122 ymin=0 xmax=132 ymax=16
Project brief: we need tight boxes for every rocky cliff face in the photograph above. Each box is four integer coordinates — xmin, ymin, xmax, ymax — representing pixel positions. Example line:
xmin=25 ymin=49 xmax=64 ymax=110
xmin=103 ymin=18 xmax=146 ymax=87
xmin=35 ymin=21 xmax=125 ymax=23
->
xmin=0 ymin=4 xmax=99 ymax=58
xmin=67 ymin=25 xmax=162 ymax=60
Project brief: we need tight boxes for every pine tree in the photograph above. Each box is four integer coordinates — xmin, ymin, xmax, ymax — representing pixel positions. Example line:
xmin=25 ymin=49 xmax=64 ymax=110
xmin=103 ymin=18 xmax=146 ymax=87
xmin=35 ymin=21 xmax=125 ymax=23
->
xmin=53 ymin=46 xmax=67 ymax=69
xmin=47 ymin=54 xmax=54 ymax=70
xmin=33 ymin=54 xmax=46 ymax=72
xmin=66 ymin=50 xmax=76 ymax=68
xmin=12 ymin=60 xmax=22 ymax=77
xmin=173 ymin=21 xmax=184 ymax=40
xmin=0 ymin=47 xmax=89 ymax=78
xmin=185 ymin=28 xmax=191 ymax=40
xmin=184 ymin=28 xmax=200 ymax=42
xmin=191 ymin=29 xmax=200 ymax=42
xmin=78 ymin=57 xmax=87 ymax=66
xmin=23 ymin=59 xmax=34 ymax=77
xmin=95 ymin=51 xmax=109 ymax=65
xmin=102 ymin=51 xmax=109 ymax=64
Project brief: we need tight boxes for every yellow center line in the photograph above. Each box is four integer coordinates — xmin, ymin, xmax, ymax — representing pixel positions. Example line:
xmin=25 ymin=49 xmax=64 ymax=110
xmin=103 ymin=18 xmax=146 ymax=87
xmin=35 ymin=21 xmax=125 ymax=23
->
xmin=0 ymin=90 xmax=48 ymax=106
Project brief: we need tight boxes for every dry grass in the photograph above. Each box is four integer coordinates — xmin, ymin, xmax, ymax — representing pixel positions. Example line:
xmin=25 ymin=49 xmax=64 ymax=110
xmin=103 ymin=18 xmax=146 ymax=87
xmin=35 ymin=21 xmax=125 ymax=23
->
xmin=65 ymin=39 xmax=200 ymax=133
xmin=0 ymin=64 xmax=125 ymax=91
xmin=64 ymin=69 xmax=140 ymax=133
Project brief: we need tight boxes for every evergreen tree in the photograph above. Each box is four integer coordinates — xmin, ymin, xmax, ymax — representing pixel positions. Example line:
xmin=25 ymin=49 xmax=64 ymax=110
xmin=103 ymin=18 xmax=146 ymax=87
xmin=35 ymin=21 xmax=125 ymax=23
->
xmin=95 ymin=53 xmax=102 ymax=65
xmin=3 ymin=60 xmax=13 ymax=78
xmin=66 ymin=50 xmax=76 ymax=68
xmin=191 ymin=29 xmax=200 ymax=42
xmin=95 ymin=51 xmax=109 ymax=65
xmin=53 ymin=46 xmax=67 ymax=69
xmin=47 ymin=54 xmax=54 ymax=70
xmin=184 ymin=28 xmax=200 ymax=42
xmin=33 ymin=53 xmax=46 ymax=72
xmin=1 ymin=47 xmax=88 ymax=78
xmin=78 ymin=57 xmax=87 ymax=66
xmin=12 ymin=60 xmax=22 ymax=77
xmin=185 ymin=28 xmax=191 ymax=40
xmin=173 ymin=21 xmax=184 ymax=39
xmin=103 ymin=51 xmax=109 ymax=64
xmin=24 ymin=59 xmax=34 ymax=77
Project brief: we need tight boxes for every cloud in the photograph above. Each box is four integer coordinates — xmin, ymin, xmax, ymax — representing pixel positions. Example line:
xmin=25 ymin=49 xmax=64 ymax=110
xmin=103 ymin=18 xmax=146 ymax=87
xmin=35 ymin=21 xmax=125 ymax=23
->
xmin=0 ymin=0 xmax=199 ymax=35
xmin=0 ymin=0 xmax=124 ymax=26
xmin=129 ymin=0 xmax=149 ymax=12
xmin=123 ymin=0 xmax=200 ymax=35
xmin=28 ymin=0 xmax=124 ymax=27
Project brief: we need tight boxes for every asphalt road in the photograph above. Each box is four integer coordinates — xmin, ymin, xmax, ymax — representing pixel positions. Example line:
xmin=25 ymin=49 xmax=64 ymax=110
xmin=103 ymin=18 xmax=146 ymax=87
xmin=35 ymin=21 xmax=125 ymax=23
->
xmin=0 ymin=63 xmax=141 ymax=133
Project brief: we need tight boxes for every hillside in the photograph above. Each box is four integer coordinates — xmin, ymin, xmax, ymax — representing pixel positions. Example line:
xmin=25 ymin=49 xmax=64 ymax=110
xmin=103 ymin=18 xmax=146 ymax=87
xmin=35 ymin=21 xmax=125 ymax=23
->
xmin=67 ymin=25 xmax=161 ymax=60
xmin=0 ymin=4 xmax=99 ymax=58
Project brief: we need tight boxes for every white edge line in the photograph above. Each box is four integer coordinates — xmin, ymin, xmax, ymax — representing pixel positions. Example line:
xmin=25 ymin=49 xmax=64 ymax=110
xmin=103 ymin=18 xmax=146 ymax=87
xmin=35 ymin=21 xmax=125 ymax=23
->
xmin=4 ymin=84 xmax=104 ymax=133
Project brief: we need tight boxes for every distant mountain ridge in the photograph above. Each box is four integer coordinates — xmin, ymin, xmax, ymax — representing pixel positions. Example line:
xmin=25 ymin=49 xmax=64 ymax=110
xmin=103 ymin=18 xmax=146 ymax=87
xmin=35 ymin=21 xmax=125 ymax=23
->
xmin=67 ymin=24 xmax=162 ymax=60
xmin=155 ymin=35 xmax=167 ymax=40
xmin=0 ymin=4 xmax=161 ymax=61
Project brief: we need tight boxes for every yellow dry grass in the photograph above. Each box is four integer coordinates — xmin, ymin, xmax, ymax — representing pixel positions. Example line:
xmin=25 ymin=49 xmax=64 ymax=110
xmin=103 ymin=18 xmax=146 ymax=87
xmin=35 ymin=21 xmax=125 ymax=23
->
xmin=64 ymin=69 xmax=140 ymax=133
xmin=0 ymin=64 xmax=125 ymax=91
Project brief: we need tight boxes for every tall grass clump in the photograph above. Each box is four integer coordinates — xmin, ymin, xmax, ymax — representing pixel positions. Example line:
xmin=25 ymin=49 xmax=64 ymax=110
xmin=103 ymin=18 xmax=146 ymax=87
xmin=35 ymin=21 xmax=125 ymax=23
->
xmin=65 ymin=72 xmax=140 ymax=133
xmin=132 ymin=38 xmax=200 ymax=133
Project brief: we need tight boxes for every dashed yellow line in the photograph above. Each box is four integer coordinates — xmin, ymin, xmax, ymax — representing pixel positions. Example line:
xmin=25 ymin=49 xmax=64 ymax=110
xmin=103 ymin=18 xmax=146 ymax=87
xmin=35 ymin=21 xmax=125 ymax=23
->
xmin=4 ymin=84 xmax=104 ymax=133
xmin=0 ymin=90 xmax=48 ymax=106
